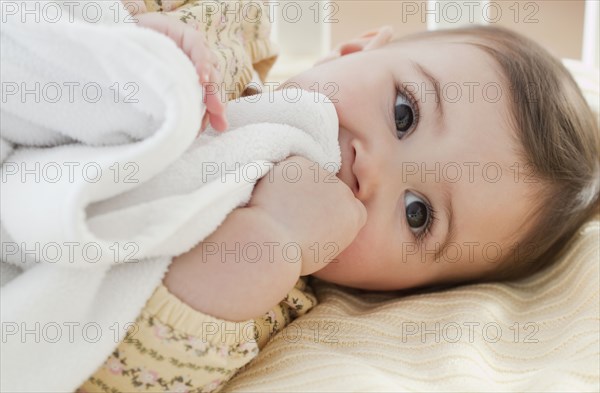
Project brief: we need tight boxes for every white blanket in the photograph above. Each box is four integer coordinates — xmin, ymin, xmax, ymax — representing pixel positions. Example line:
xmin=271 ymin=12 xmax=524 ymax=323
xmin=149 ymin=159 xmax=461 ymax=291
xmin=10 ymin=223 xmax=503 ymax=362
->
xmin=0 ymin=2 xmax=339 ymax=391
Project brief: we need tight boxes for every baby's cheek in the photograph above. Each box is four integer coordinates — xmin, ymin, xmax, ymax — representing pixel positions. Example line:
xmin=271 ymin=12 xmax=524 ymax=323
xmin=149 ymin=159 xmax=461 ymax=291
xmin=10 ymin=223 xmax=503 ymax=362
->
xmin=335 ymin=233 xmax=372 ymax=270
xmin=312 ymin=238 xmax=362 ymax=283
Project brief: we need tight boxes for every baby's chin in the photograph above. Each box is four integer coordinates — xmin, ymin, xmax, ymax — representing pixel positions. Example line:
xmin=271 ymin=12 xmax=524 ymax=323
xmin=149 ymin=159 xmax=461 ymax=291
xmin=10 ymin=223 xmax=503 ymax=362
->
xmin=310 ymin=268 xmax=379 ymax=291
xmin=310 ymin=262 xmax=348 ymax=286
xmin=309 ymin=244 xmax=369 ymax=289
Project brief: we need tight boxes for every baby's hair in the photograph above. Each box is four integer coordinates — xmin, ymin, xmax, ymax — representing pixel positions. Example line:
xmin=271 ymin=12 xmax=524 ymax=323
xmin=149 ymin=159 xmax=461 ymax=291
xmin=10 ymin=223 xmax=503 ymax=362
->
xmin=392 ymin=25 xmax=600 ymax=283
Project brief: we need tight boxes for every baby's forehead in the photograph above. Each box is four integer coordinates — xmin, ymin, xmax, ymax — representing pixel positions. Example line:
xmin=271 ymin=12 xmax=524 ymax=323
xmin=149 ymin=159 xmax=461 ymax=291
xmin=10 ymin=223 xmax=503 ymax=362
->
xmin=412 ymin=38 xmax=496 ymax=76
xmin=384 ymin=36 xmax=511 ymax=117
xmin=389 ymin=37 xmax=502 ymax=82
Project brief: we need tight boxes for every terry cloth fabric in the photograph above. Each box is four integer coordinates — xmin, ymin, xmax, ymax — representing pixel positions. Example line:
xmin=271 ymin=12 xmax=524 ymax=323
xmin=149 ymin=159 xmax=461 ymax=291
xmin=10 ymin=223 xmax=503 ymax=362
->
xmin=0 ymin=1 xmax=339 ymax=390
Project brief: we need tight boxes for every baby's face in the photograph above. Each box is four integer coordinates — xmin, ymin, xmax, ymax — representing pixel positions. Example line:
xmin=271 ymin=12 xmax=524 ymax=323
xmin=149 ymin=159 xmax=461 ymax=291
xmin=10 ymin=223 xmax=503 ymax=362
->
xmin=284 ymin=37 xmax=540 ymax=290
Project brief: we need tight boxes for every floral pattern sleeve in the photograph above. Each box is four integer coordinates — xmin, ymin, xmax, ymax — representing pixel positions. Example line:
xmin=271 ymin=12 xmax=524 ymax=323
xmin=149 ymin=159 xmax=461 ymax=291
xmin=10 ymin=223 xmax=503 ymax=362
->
xmin=77 ymin=278 xmax=317 ymax=393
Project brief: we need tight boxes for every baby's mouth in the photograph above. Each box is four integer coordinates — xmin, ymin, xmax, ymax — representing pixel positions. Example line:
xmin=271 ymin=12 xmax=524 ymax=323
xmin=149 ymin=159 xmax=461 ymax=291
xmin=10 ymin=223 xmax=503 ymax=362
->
xmin=338 ymin=126 xmax=360 ymax=197
xmin=349 ymin=145 xmax=360 ymax=196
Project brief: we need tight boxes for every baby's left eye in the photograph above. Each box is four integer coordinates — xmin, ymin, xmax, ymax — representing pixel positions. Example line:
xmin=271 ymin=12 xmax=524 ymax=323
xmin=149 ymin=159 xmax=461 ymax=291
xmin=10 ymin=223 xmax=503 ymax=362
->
xmin=395 ymin=91 xmax=417 ymax=139
xmin=404 ymin=191 xmax=430 ymax=234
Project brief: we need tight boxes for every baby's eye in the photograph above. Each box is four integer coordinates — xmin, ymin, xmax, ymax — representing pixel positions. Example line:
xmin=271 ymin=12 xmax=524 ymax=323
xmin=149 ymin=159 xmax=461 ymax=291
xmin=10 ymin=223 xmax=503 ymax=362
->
xmin=404 ymin=191 xmax=431 ymax=236
xmin=395 ymin=90 xmax=417 ymax=139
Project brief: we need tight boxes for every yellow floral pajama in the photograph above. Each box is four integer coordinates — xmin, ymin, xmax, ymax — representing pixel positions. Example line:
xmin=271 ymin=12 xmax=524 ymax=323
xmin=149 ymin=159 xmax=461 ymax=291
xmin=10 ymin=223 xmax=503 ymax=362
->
xmin=78 ymin=279 xmax=316 ymax=392
xmin=77 ymin=1 xmax=299 ymax=392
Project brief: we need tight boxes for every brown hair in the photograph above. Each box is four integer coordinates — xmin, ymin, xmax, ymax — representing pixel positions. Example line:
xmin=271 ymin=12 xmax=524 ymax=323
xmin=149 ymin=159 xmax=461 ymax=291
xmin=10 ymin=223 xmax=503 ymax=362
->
xmin=394 ymin=25 xmax=600 ymax=282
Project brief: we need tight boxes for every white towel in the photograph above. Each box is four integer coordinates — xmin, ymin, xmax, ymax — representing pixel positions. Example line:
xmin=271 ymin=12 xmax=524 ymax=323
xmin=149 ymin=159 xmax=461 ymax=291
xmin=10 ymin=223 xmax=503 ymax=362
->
xmin=0 ymin=1 xmax=340 ymax=391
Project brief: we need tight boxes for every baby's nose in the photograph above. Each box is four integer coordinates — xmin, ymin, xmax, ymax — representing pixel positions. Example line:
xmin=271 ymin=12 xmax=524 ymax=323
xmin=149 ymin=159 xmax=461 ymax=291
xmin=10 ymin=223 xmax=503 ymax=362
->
xmin=351 ymin=139 xmax=382 ymax=203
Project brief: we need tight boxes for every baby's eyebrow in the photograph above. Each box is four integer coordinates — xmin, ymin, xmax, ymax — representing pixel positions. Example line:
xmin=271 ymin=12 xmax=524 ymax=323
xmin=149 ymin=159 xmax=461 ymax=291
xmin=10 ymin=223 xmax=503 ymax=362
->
xmin=411 ymin=61 xmax=445 ymax=127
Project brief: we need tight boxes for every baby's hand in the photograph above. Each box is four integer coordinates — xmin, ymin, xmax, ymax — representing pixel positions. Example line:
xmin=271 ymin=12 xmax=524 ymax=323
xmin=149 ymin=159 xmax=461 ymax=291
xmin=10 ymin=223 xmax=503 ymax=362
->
xmin=249 ymin=156 xmax=367 ymax=275
xmin=133 ymin=12 xmax=228 ymax=132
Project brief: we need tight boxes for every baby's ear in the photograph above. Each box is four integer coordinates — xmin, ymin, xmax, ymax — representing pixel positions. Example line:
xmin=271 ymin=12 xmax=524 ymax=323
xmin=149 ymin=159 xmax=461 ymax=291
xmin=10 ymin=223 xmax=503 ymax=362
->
xmin=315 ymin=26 xmax=394 ymax=65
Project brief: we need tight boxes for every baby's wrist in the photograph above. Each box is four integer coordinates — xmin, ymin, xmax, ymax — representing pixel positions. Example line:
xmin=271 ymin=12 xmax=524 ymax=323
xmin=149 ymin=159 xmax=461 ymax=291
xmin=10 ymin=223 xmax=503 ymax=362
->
xmin=164 ymin=206 xmax=304 ymax=321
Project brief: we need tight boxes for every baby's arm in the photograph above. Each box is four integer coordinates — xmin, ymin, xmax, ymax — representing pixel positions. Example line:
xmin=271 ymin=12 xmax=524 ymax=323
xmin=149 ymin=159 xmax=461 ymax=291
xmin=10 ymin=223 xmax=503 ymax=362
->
xmin=164 ymin=206 xmax=299 ymax=322
xmin=163 ymin=156 xmax=367 ymax=322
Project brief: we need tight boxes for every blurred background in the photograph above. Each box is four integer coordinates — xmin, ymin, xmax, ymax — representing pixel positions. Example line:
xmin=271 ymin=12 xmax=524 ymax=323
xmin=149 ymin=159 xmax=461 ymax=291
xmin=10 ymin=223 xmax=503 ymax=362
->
xmin=267 ymin=0 xmax=599 ymax=82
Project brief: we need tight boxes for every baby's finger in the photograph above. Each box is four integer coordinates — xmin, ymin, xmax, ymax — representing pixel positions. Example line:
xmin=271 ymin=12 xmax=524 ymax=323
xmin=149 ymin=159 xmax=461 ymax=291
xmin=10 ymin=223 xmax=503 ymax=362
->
xmin=178 ymin=28 xmax=214 ymax=85
xmin=195 ymin=59 xmax=213 ymax=84
xmin=203 ymin=79 xmax=224 ymax=114
xmin=197 ymin=55 xmax=219 ymax=84
xmin=200 ymin=112 xmax=210 ymax=133
xmin=209 ymin=114 xmax=227 ymax=132
xmin=206 ymin=67 xmax=228 ymax=131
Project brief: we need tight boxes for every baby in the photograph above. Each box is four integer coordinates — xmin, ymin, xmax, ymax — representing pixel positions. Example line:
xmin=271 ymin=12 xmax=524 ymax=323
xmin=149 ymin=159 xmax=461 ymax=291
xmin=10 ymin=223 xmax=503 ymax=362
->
xmin=152 ymin=21 xmax=599 ymax=323
xmin=77 ymin=2 xmax=599 ymax=392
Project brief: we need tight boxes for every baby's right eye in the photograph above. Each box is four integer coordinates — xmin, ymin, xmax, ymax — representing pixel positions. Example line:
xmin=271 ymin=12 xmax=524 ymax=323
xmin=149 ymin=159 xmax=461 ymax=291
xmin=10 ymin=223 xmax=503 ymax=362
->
xmin=394 ymin=86 xmax=419 ymax=139
xmin=404 ymin=191 xmax=434 ymax=241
